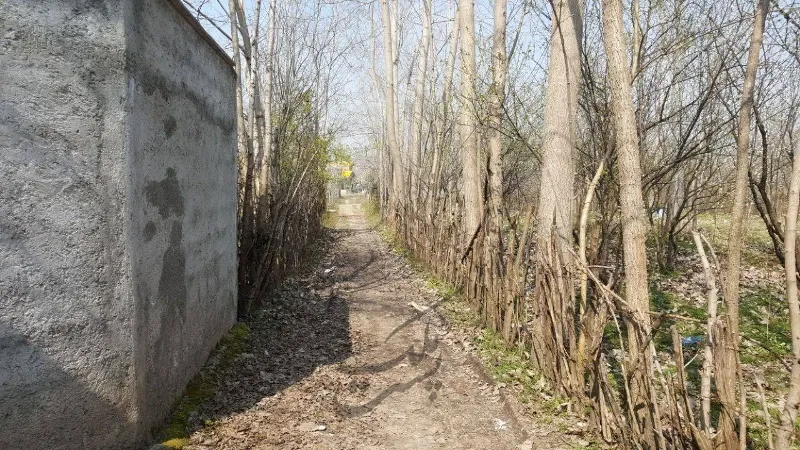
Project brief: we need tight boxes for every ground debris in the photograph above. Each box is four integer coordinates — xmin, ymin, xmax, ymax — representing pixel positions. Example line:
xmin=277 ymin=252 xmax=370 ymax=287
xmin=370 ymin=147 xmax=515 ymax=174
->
xmin=180 ymin=196 xmax=578 ymax=449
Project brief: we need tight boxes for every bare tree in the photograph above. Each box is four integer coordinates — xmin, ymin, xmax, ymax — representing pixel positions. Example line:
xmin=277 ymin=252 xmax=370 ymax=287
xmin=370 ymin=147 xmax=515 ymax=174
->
xmin=718 ymin=1 xmax=769 ymax=446
xmin=379 ymin=0 xmax=403 ymax=224
xmin=408 ymin=0 xmax=432 ymax=215
xmin=778 ymin=138 xmax=800 ymax=450
xmin=426 ymin=2 xmax=460 ymax=222
xmin=487 ymin=0 xmax=508 ymax=336
xmin=530 ymin=0 xmax=583 ymax=393
xmin=259 ymin=0 xmax=276 ymax=201
xmin=602 ymin=0 xmax=660 ymax=446
xmin=458 ymin=0 xmax=482 ymax=243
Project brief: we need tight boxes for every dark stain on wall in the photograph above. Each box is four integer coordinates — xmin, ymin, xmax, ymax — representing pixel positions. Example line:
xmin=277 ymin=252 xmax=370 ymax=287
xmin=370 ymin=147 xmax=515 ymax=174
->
xmin=144 ymin=167 xmax=184 ymax=220
xmin=143 ymin=221 xmax=156 ymax=242
xmin=128 ymin=62 xmax=235 ymax=134
xmin=144 ymin=167 xmax=189 ymax=407
xmin=158 ymin=221 xmax=187 ymax=315
xmin=163 ymin=116 xmax=177 ymax=139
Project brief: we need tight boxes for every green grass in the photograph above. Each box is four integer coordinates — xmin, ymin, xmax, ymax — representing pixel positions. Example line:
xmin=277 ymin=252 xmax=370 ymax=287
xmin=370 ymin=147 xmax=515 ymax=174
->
xmin=648 ymin=282 xmax=790 ymax=364
xmin=473 ymin=329 xmax=544 ymax=404
xmin=648 ymin=281 xmax=796 ymax=448
xmin=155 ymin=323 xmax=250 ymax=447
xmin=740 ymin=287 xmax=791 ymax=365
xmin=695 ymin=213 xmax=781 ymax=268
xmin=649 ymin=285 xmax=706 ymax=353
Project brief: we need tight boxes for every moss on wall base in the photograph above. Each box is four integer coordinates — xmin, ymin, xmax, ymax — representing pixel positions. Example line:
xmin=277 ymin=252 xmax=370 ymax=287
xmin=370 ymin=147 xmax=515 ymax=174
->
xmin=154 ymin=323 xmax=250 ymax=448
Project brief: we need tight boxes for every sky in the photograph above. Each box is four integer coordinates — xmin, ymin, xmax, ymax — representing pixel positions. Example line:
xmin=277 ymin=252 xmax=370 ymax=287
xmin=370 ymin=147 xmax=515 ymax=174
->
xmin=181 ymin=0 xmax=552 ymax=154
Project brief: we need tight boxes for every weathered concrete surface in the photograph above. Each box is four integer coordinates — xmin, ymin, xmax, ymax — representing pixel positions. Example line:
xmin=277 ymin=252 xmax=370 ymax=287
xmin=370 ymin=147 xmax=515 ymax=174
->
xmin=0 ymin=0 xmax=237 ymax=448
xmin=126 ymin=0 xmax=238 ymax=434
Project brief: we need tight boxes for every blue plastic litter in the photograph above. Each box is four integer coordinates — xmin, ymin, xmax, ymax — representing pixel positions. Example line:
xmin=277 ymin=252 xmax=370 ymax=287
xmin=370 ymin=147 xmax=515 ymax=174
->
xmin=681 ymin=336 xmax=704 ymax=346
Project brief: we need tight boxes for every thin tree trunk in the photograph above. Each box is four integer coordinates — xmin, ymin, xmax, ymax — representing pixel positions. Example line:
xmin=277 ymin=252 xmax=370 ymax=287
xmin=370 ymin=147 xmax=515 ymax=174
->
xmin=370 ymin=5 xmax=387 ymax=217
xmin=487 ymin=0 xmax=507 ymax=248
xmin=777 ymin=140 xmax=800 ymax=449
xmin=693 ymin=230 xmax=718 ymax=433
xmin=630 ymin=0 xmax=644 ymax=79
xmin=577 ymin=157 xmax=604 ymax=375
xmin=230 ymin=0 xmax=246 ymax=202
xmin=758 ymin=376 xmax=776 ymax=450
xmin=725 ymin=0 xmax=770 ymax=324
xmin=427 ymin=3 xmax=460 ymax=221
xmin=391 ymin=0 xmax=402 ymax=198
xmin=243 ymin=0 xmax=261 ymax=184
xmin=719 ymin=1 xmax=769 ymax=446
xmin=261 ymin=0 xmax=276 ymax=198
xmin=409 ymin=0 xmax=432 ymax=214
xmin=380 ymin=0 xmax=403 ymax=223
xmin=488 ymin=0 xmax=508 ymax=337
xmin=602 ymin=0 xmax=659 ymax=446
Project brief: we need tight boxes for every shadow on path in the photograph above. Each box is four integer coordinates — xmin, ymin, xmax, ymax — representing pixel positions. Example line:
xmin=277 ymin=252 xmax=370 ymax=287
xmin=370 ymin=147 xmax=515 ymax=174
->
xmin=192 ymin=230 xmax=353 ymax=426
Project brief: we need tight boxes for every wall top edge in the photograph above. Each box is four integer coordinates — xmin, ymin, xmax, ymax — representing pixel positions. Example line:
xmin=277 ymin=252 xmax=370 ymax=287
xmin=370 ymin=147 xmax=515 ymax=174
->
xmin=164 ymin=0 xmax=236 ymax=72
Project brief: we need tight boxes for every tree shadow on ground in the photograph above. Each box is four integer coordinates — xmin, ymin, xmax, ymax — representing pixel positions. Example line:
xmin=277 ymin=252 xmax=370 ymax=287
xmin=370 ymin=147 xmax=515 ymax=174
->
xmin=185 ymin=225 xmax=444 ymax=434
xmin=188 ymin=230 xmax=354 ymax=425
xmin=334 ymin=322 xmax=443 ymax=418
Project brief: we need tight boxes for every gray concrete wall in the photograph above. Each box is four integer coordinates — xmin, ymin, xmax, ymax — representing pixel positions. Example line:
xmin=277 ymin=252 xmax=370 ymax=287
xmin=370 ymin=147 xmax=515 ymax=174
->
xmin=125 ymin=0 xmax=238 ymax=434
xmin=0 ymin=1 xmax=137 ymax=447
xmin=0 ymin=0 xmax=237 ymax=448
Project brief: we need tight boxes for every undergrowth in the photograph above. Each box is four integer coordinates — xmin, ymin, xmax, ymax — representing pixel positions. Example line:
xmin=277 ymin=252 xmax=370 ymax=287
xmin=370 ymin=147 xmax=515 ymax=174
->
xmin=154 ymin=323 xmax=250 ymax=448
xmin=322 ymin=209 xmax=338 ymax=228
xmin=648 ymin=283 xmax=797 ymax=448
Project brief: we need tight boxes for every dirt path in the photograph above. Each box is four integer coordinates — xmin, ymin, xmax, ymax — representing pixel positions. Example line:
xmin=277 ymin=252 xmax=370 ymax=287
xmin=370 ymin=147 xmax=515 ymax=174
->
xmin=182 ymin=195 xmax=548 ymax=450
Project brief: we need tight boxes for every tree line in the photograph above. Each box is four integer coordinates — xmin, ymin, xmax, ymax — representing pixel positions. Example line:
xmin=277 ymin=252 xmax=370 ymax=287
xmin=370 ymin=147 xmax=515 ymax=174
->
xmin=367 ymin=0 xmax=800 ymax=448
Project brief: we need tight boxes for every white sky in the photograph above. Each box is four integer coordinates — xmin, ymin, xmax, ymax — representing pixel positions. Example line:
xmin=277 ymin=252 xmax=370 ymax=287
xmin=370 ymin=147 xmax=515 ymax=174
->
xmin=182 ymin=0 xmax=551 ymax=154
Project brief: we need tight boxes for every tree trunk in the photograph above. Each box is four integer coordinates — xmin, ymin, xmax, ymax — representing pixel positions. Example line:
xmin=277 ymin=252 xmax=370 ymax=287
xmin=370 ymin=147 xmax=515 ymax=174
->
xmin=409 ymin=0 xmax=432 ymax=214
xmin=693 ymin=231 xmax=718 ymax=434
xmin=427 ymin=3 xmax=460 ymax=222
xmin=530 ymin=0 xmax=583 ymax=393
xmin=602 ymin=0 xmax=659 ymax=446
xmin=370 ymin=5 xmax=387 ymax=217
xmin=488 ymin=0 xmax=508 ymax=337
xmin=719 ymin=1 xmax=768 ymax=445
xmin=778 ymin=139 xmax=800 ymax=449
xmin=535 ymin=0 xmax=581 ymax=257
xmin=458 ymin=0 xmax=482 ymax=243
xmin=260 ymin=0 xmax=276 ymax=199
xmin=379 ymin=0 xmax=403 ymax=223
xmin=230 ymin=0 xmax=246 ymax=208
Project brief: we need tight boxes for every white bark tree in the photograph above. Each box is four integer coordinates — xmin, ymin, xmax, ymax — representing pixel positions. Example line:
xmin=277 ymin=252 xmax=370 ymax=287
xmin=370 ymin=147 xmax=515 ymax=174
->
xmin=458 ymin=0 xmax=482 ymax=243
xmin=380 ymin=0 xmax=403 ymax=223
xmin=778 ymin=139 xmax=800 ymax=450
xmin=408 ymin=0 xmax=432 ymax=212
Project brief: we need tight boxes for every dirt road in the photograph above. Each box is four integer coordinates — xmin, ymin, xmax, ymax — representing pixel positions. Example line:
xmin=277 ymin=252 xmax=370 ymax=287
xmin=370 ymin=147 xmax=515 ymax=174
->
xmin=182 ymin=195 xmax=546 ymax=449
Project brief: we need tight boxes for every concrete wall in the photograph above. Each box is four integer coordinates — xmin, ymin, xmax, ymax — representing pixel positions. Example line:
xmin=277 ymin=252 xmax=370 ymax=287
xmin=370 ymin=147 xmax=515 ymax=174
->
xmin=126 ymin=0 xmax=238 ymax=432
xmin=0 ymin=0 xmax=237 ymax=448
